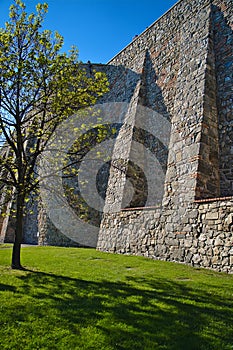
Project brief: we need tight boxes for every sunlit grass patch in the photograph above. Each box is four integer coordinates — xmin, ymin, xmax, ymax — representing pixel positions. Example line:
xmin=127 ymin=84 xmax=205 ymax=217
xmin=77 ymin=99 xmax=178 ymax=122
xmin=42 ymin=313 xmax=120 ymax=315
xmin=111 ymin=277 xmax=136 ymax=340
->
xmin=0 ymin=246 xmax=232 ymax=350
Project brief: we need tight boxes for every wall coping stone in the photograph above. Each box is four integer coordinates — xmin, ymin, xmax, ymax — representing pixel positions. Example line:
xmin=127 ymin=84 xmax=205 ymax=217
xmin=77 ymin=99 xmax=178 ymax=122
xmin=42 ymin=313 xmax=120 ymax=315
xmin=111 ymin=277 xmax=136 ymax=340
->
xmin=194 ymin=196 xmax=233 ymax=203
xmin=121 ymin=205 xmax=162 ymax=212
xmin=119 ymin=197 xmax=233 ymax=212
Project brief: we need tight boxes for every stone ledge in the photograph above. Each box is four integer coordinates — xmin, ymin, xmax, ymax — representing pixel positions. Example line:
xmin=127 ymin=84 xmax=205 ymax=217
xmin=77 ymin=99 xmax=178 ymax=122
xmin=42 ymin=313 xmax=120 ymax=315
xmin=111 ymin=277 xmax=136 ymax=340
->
xmin=194 ymin=196 xmax=233 ymax=203
xmin=121 ymin=205 xmax=162 ymax=212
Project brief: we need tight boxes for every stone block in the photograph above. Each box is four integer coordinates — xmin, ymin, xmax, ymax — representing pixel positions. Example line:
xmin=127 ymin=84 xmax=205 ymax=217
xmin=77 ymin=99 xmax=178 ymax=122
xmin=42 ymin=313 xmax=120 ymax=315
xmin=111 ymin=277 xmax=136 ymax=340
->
xmin=184 ymin=240 xmax=192 ymax=248
xmin=213 ymin=247 xmax=220 ymax=255
xmin=205 ymin=212 xmax=219 ymax=220
xmin=193 ymin=254 xmax=201 ymax=264
xmin=199 ymin=247 xmax=206 ymax=255
xmin=202 ymin=257 xmax=210 ymax=267
xmin=212 ymin=256 xmax=219 ymax=265
xmin=190 ymin=247 xmax=198 ymax=254
xmin=199 ymin=234 xmax=207 ymax=242
xmin=229 ymin=248 xmax=233 ymax=255
xmin=214 ymin=238 xmax=224 ymax=246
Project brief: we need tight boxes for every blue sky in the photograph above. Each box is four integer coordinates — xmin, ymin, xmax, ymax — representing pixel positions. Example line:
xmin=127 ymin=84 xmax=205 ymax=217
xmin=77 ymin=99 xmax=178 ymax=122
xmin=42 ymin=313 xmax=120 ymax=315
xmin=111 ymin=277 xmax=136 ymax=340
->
xmin=0 ymin=0 xmax=178 ymax=63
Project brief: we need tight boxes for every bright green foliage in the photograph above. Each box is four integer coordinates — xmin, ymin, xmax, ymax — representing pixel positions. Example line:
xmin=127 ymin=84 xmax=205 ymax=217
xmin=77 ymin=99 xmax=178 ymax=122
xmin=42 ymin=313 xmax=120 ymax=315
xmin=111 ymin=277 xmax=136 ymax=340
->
xmin=0 ymin=0 xmax=109 ymax=268
xmin=0 ymin=0 xmax=108 ymax=196
xmin=0 ymin=246 xmax=233 ymax=349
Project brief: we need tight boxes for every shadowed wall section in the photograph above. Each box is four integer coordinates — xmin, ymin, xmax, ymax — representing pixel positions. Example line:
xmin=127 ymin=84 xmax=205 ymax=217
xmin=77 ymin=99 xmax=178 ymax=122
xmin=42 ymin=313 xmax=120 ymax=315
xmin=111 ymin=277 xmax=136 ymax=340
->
xmin=1 ymin=0 xmax=232 ymax=272
xmin=97 ymin=0 xmax=233 ymax=273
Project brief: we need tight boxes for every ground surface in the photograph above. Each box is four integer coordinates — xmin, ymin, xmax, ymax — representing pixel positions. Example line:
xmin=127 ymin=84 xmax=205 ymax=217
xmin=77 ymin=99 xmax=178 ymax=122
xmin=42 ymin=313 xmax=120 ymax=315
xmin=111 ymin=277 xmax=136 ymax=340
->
xmin=0 ymin=245 xmax=232 ymax=350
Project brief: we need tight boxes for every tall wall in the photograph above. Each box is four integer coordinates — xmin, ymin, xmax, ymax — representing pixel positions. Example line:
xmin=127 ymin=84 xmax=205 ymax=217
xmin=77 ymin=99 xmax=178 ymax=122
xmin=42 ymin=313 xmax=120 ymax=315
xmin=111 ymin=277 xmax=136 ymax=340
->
xmin=97 ymin=0 xmax=233 ymax=272
xmin=1 ymin=0 xmax=232 ymax=273
xmin=212 ymin=0 xmax=233 ymax=196
xmin=103 ymin=0 xmax=233 ymax=203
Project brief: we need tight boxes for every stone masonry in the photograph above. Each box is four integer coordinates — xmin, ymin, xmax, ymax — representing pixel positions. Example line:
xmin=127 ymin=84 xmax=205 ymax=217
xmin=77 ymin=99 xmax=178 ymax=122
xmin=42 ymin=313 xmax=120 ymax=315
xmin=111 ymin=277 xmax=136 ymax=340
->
xmin=97 ymin=0 xmax=233 ymax=273
xmin=0 ymin=0 xmax=232 ymax=272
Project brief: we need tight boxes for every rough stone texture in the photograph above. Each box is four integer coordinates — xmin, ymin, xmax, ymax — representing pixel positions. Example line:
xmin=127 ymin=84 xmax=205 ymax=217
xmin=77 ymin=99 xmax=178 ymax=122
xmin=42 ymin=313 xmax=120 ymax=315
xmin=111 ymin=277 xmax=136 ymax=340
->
xmin=212 ymin=0 xmax=233 ymax=196
xmin=97 ymin=0 xmax=233 ymax=273
xmin=1 ymin=0 xmax=232 ymax=272
xmin=37 ymin=206 xmax=81 ymax=247
xmin=98 ymin=198 xmax=233 ymax=273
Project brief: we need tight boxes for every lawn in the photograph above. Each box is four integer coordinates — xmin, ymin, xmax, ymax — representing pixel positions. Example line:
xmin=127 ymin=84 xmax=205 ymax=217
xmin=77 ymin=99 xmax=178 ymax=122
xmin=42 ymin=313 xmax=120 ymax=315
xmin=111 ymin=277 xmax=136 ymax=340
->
xmin=0 ymin=245 xmax=232 ymax=350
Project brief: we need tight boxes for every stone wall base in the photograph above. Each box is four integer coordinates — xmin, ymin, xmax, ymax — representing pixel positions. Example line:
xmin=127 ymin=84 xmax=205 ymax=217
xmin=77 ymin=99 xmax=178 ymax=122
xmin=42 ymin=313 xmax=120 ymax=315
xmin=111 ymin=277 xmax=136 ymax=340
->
xmin=97 ymin=198 xmax=233 ymax=273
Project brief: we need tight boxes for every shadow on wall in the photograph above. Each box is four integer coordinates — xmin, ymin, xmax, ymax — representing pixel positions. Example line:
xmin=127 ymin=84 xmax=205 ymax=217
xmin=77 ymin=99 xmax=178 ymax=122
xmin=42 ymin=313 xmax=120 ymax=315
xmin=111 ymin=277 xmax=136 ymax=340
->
xmin=110 ymin=51 xmax=172 ymax=209
xmin=213 ymin=4 xmax=233 ymax=197
xmin=65 ymin=56 xmax=172 ymax=221
xmin=138 ymin=49 xmax=171 ymax=122
xmin=128 ymin=51 xmax=171 ymax=207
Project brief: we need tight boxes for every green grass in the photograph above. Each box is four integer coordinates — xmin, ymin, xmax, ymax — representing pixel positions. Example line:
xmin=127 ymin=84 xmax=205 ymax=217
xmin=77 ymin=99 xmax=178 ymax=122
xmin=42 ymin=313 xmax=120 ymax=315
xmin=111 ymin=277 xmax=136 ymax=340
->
xmin=0 ymin=245 xmax=232 ymax=350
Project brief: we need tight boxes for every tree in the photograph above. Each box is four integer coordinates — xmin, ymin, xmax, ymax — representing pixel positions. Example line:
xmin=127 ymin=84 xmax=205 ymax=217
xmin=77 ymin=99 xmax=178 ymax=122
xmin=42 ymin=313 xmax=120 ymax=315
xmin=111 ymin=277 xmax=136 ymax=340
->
xmin=0 ymin=0 xmax=109 ymax=269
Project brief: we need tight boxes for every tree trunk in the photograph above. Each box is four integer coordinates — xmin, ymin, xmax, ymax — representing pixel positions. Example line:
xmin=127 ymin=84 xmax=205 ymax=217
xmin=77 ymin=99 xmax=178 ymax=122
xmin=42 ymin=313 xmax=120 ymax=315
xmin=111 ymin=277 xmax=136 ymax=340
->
xmin=11 ymin=192 xmax=24 ymax=269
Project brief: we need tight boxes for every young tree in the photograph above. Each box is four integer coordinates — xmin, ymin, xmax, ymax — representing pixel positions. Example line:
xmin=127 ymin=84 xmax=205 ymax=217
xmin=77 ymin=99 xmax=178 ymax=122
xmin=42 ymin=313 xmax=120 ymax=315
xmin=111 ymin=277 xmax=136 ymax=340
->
xmin=0 ymin=0 xmax=109 ymax=269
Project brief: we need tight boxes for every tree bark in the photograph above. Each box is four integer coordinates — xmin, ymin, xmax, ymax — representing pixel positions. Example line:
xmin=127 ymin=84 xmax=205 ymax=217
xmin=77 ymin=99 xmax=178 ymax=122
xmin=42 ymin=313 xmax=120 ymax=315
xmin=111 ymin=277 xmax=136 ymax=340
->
xmin=11 ymin=192 xmax=24 ymax=269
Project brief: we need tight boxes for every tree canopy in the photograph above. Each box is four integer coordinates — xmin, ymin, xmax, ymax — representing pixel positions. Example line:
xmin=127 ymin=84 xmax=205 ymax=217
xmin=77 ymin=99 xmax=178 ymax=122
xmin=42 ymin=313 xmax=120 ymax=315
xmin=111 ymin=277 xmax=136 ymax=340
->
xmin=0 ymin=0 xmax=109 ymax=269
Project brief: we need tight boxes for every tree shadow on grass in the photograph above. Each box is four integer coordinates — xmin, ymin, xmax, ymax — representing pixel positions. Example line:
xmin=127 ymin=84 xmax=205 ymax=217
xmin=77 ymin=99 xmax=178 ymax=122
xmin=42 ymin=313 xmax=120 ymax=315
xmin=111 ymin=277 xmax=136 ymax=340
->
xmin=2 ymin=270 xmax=231 ymax=350
xmin=0 ymin=283 xmax=16 ymax=292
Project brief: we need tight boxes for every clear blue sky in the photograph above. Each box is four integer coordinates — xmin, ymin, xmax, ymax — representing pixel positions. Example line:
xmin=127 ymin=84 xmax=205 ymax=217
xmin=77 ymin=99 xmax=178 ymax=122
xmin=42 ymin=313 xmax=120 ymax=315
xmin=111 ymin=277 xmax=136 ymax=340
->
xmin=0 ymin=0 xmax=178 ymax=63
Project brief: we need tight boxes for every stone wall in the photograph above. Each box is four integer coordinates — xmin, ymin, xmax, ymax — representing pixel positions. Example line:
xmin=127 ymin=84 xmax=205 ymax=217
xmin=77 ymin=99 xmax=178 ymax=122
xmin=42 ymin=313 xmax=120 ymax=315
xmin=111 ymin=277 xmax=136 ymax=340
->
xmin=1 ymin=0 xmax=232 ymax=274
xmin=97 ymin=0 xmax=233 ymax=273
xmin=106 ymin=0 xmax=233 ymax=200
xmin=212 ymin=0 xmax=233 ymax=196
xmin=98 ymin=198 xmax=233 ymax=272
xmin=37 ymin=0 xmax=233 ymax=272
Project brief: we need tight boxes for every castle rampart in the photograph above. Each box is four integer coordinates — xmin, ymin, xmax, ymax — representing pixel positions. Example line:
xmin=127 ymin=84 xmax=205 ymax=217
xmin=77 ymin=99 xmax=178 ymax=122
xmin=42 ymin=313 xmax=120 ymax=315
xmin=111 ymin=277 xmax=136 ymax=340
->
xmin=1 ymin=0 xmax=232 ymax=272
xmin=97 ymin=0 xmax=233 ymax=272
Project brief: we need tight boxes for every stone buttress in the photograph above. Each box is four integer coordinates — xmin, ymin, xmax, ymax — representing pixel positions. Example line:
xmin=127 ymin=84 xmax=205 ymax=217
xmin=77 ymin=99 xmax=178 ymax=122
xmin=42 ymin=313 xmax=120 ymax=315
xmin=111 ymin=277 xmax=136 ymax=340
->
xmin=97 ymin=0 xmax=233 ymax=272
xmin=0 ymin=0 xmax=232 ymax=272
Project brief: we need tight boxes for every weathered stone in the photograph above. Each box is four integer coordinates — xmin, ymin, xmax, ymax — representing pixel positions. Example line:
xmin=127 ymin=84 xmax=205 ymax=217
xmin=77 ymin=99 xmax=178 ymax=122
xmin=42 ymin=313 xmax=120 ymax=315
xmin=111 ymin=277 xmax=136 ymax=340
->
xmin=214 ymin=238 xmax=224 ymax=246
xmin=213 ymin=247 xmax=220 ymax=255
xmin=199 ymin=247 xmax=207 ymax=255
xmin=212 ymin=256 xmax=219 ymax=265
xmin=229 ymin=248 xmax=233 ymax=255
xmin=184 ymin=240 xmax=193 ymax=248
xmin=206 ymin=212 xmax=219 ymax=220
xmin=193 ymin=254 xmax=201 ymax=264
xmin=0 ymin=0 xmax=232 ymax=274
